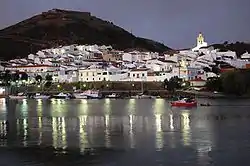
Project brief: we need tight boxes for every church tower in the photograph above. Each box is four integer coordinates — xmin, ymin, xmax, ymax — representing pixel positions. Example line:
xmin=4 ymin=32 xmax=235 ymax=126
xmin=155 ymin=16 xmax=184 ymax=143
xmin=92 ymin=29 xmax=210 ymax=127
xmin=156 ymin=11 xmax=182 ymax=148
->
xmin=192 ymin=32 xmax=208 ymax=51
xmin=197 ymin=32 xmax=204 ymax=46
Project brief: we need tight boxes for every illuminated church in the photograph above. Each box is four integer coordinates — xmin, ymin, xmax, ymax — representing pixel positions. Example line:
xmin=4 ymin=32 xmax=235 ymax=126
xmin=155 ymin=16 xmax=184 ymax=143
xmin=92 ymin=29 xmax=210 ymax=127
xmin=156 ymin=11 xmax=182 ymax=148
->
xmin=192 ymin=33 xmax=208 ymax=51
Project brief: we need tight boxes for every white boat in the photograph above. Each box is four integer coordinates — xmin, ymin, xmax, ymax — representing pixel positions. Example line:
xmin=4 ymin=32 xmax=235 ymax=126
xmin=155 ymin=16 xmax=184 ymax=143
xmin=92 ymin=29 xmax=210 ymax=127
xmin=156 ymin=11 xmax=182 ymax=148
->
xmin=73 ymin=93 xmax=88 ymax=99
xmin=106 ymin=93 xmax=119 ymax=98
xmin=33 ymin=93 xmax=50 ymax=99
xmin=52 ymin=93 xmax=72 ymax=99
xmin=74 ymin=90 xmax=101 ymax=99
xmin=9 ymin=93 xmax=27 ymax=99
xmin=131 ymin=93 xmax=154 ymax=99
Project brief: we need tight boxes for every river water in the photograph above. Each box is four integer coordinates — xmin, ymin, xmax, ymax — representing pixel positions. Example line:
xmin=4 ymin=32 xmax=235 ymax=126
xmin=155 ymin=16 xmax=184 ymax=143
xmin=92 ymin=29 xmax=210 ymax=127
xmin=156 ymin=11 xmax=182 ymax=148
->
xmin=1 ymin=98 xmax=250 ymax=165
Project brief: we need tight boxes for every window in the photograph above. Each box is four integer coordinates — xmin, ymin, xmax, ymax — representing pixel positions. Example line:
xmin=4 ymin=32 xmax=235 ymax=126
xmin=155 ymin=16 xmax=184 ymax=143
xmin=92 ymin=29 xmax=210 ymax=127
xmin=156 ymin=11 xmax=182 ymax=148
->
xmin=93 ymin=78 xmax=95 ymax=80
xmin=103 ymin=72 xmax=107 ymax=75
xmin=142 ymin=73 xmax=145 ymax=77
xmin=137 ymin=74 xmax=139 ymax=78
xmin=87 ymin=78 xmax=88 ymax=80
xmin=133 ymin=74 xmax=135 ymax=77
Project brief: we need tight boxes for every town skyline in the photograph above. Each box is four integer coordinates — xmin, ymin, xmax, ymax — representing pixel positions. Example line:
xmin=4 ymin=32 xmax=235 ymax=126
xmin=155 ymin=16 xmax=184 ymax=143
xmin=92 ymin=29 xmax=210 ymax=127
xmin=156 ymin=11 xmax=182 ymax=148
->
xmin=1 ymin=0 xmax=250 ymax=49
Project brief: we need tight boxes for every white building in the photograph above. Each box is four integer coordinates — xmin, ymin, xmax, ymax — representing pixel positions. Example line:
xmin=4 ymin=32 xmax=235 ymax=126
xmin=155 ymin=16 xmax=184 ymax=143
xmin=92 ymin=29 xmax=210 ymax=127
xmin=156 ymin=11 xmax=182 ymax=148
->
xmin=145 ymin=59 xmax=176 ymax=72
xmin=78 ymin=68 xmax=128 ymax=82
xmin=127 ymin=68 xmax=149 ymax=81
xmin=192 ymin=33 xmax=208 ymax=52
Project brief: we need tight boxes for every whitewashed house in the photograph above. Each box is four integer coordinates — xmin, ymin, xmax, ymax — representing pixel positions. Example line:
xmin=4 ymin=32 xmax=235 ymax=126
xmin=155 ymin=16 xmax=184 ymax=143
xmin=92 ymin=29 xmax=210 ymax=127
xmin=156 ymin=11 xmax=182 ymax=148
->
xmin=78 ymin=68 xmax=128 ymax=82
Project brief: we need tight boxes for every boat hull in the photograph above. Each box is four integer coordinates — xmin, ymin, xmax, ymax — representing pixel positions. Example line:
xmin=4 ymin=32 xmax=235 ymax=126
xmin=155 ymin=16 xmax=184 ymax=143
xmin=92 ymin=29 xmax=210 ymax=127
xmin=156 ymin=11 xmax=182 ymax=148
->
xmin=171 ymin=101 xmax=197 ymax=107
xmin=33 ymin=96 xmax=50 ymax=99
xmin=9 ymin=96 xmax=27 ymax=99
xmin=74 ymin=94 xmax=88 ymax=99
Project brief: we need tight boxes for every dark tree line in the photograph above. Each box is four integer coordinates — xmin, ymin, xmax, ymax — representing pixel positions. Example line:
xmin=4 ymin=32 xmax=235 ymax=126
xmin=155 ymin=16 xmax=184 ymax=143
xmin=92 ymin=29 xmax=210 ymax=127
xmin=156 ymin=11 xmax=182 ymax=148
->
xmin=205 ymin=70 xmax=250 ymax=95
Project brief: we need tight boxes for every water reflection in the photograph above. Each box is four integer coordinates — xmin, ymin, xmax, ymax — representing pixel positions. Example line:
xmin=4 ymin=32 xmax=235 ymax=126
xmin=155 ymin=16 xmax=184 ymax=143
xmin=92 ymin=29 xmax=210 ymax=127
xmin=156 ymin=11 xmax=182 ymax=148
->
xmin=154 ymin=99 xmax=164 ymax=151
xmin=52 ymin=117 xmax=67 ymax=149
xmin=181 ymin=110 xmax=191 ymax=146
xmin=0 ymin=98 xmax=227 ymax=165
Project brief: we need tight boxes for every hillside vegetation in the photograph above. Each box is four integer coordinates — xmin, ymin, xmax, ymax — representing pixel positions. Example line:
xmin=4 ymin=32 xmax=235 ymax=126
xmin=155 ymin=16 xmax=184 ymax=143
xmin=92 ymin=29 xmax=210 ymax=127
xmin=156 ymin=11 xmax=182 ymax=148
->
xmin=0 ymin=9 xmax=171 ymax=60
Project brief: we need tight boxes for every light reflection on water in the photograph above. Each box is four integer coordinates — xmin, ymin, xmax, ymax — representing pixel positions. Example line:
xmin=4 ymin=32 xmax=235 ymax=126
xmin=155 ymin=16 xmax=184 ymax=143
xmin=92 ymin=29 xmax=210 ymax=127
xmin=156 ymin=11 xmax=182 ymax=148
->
xmin=1 ymin=98 xmax=250 ymax=165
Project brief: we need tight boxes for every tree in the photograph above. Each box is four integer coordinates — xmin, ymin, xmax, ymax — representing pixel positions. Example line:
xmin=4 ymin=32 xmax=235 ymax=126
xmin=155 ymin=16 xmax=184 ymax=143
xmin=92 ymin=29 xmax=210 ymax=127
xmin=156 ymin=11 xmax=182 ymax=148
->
xmin=20 ymin=72 xmax=28 ymax=81
xmin=205 ymin=77 xmax=222 ymax=92
xmin=45 ymin=75 xmax=53 ymax=82
xmin=11 ymin=71 xmax=20 ymax=82
xmin=35 ymin=75 xmax=43 ymax=83
xmin=166 ymin=76 xmax=182 ymax=92
xmin=221 ymin=71 xmax=246 ymax=95
xmin=163 ymin=78 xmax=168 ymax=89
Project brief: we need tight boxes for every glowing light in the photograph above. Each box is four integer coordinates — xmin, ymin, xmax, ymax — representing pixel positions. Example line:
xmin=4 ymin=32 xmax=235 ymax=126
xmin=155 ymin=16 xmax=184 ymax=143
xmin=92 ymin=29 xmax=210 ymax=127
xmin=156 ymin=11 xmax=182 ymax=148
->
xmin=79 ymin=100 xmax=88 ymax=115
xmin=169 ymin=114 xmax=174 ymax=130
xmin=0 ymin=98 xmax=6 ymax=111
xmin=181 ymin=111 xmax=191 ymax=146
xmin=38 ymin=117 xmax=42 ymax=145
xmin=0 ymin=88 xmax=5 ymax=95
xmin=127 ymin=99 xmax=136 ymax=115
xmin=23 ymin=119 xmax=28 ymax=147
xmin=155 ymin=114 xmax=163 ymax=150
xmin=155 ymin=114 xmax=162 ymax=132
xmin=104 ymin=115 xmax=111 ymax=148
xmin=129 ymin=114 xmax=135 ymax=148
xmin=79 ymin=116 xmax=88 ymax=152
xmin=52 ymin=117 xmax=58 ymax=148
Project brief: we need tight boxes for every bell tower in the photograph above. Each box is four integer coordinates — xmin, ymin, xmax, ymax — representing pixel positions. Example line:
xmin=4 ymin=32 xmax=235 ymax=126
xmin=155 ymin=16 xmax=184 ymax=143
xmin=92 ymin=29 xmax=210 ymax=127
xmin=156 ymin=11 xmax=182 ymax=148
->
xmin=197 ymin=32 xmax=204 ymax=46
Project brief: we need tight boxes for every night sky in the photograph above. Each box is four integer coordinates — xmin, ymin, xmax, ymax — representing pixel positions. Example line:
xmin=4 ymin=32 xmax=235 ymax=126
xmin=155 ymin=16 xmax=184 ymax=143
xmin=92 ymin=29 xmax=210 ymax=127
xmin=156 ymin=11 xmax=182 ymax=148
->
xmin=1 ymin=0 xmax=250 ymax=49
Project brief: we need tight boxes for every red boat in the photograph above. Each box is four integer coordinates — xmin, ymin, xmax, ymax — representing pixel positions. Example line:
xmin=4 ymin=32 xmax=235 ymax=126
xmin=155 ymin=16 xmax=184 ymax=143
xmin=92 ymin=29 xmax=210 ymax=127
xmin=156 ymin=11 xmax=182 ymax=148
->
xmin=170 ymin=98 xmax=197 ymax=107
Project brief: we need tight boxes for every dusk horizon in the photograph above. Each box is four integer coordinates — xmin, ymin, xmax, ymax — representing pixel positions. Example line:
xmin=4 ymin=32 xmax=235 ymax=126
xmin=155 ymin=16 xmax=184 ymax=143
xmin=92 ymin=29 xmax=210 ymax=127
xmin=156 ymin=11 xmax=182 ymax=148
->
xmin=1 ymin=0 xmax=250 ymax=49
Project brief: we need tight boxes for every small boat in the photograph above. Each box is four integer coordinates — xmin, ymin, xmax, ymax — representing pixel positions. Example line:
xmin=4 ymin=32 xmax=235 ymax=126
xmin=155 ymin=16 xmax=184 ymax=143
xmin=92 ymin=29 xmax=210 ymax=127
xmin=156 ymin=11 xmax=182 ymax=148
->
xmin=106 ymin=93 xmax=119 ymax=99
xmin=33 ymin=93 xmax=50 ymax=99
xmin=73 ymin=93 xmax=88 ymax=99
xmin=131 ymin=93 xmax=154 ymax=99
xmin=170 ymin=98 xmax=197 ymax=107
xmin=200 ymin=103 xmax=211 ymax=107
xmin=75 ymin=90 xmax=102 ymax=99
xmin=52 ymin=93 xmax=73 ymax=99
xmin=8 ymin=93 xmax=27 ymax=99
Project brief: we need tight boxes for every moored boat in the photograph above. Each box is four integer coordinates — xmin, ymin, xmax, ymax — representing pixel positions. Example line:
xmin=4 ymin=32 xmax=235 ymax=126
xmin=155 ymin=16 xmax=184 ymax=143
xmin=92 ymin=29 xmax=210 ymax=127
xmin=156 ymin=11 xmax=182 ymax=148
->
xmin=51 ymin=93 xmax=73 ymax=99
xmin=74 ymin=90 xmax=102 ymax=99
xmin=33 ymin=93 xmax=50 ymax=99
xmin=73 ymin=93 xmax=88 ymax=99
xmin=106 ymin=93 xmax=119 ymax=99
xmin=131 ymin=93 xmax=154 ymax=99
xmin=170 ymin=98 xmax=197 ymax=107
xmin=8 ymin=93 xmax=27 ymax=99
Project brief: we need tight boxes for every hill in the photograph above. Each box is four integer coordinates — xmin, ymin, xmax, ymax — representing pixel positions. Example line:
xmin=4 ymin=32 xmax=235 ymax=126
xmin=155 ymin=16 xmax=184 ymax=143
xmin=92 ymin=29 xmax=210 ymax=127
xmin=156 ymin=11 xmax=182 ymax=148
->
xmin=0 ymin=9 xmax=171 ymax=60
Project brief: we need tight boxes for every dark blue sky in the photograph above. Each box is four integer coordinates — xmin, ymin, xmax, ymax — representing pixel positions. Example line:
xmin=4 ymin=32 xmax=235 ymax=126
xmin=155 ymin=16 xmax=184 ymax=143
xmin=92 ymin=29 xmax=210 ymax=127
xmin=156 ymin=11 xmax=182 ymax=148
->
xmin=1 ymin=0 xmax=250 ymax=49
